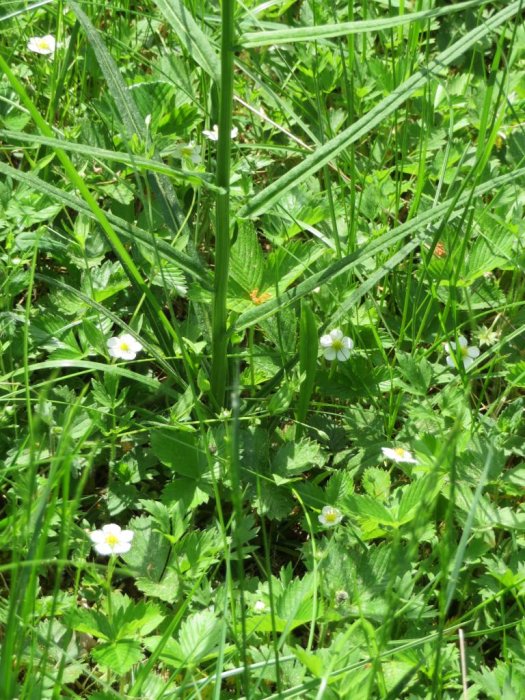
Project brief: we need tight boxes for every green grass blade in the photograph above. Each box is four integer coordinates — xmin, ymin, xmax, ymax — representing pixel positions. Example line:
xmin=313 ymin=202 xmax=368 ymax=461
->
xmin=239 ymin=1 xmax=522 ymax=219
xmin=0 ymin=0 xmax=53 ymax=22
xmin=240 ymin=0 xmax=491 ymax=47
xmin=0 ymin=359 xmax=178 ymax=399
xmin=0 ymin=128 xmax=223 ymax=192
xmin=210 ymin=0 xmax=236 ymax=406
xmin=155 ymin=0 xmax=221 ymax=83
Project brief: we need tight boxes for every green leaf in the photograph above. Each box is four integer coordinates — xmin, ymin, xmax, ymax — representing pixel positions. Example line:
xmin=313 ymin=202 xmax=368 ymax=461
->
xmin=177 ymin=610 xmax=223 ymax=664
xmin=397 ymin=475 xmax=442 ymax=524
xmin=0 ymin=128 xmax=220 ymax=190
xmin=121 ymin=515 xmax=171 ymax=581
xmin=135 ymin=569 xmax=180 ymax=603
xmin=362 ymin=468 xmax=391 ymax=503
xmin=91 ymin=639 xmax=142 ymax=675
xmin=396 ymin=352 xmax=433 ymax=396
xmin=276 ymin=573 xmax=315 ymax=627
xmin=324 ymin=471 xmax=354 ymax=504
xmin=253 ymin=481 xmax=294 ymax=520
xmin=64 ymin=608 xmax=112 ymax=641
xmin=463 ymin=228 xmax=515 ymax=283
xmin=344 ymin=494 xmax=394 ymax=526
xmin=229 ymin=222 xmax=265 ymax=294
xmin=272 ymin=439 xmax=325 ymax=476
xmin=150 ymin=428 xmax=208 ymax=478
xmin=150 ymin=263 xmax=188 ymax=297
xmin=112 ymin=597 xmax=164 ymax=639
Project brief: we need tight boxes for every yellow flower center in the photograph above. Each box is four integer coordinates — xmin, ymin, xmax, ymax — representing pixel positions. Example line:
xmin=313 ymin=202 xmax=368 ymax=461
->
xmin=460 ymin=345 xmax=469 ymax=357
xmin=105 ymin=534 xmax=119 ymax=546
xmin=331 ymin=339 xmax=343 ymax=352
xmin=37 ymin=39 xmax=51 ymax=50
xmin=325 ymin=512 xmax=337 ymax=523
xmin=394 ymin=447 xmax=406 ymax=457
xmin=119 ymin=342 xmax=130 ymax=352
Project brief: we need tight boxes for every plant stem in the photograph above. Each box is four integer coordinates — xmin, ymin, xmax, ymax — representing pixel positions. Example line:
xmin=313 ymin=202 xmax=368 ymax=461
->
xmin=211 ymin=0 xmax=235 ymax=408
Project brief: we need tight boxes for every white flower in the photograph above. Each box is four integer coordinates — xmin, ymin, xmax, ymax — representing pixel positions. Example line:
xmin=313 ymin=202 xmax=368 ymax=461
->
xmin=107 ymin=333 xmax=143 ymax=360
xmin=89 ymin=524 xmax=134 ymax=556
xmin=318 ymin=506 xmax=343 ymax=528
xmin=172 ymin=141 xmax=202 ymax=165
xmin=381 ymin=447 xmax=417 ymax=464
xmin=319 ymin=329 xmax=353 ymax=361
xmin=444 ymin=335 xmax=480 ymax=370
xmin=475 ymin=326 xmax=500 ymax=347
xmin=27 ymin=35 xmax=56 ymax=55
xmin=253 ymin=600 xmax=266 ymax=613
xmin=202 ymin=124 xmax=238 ymax=141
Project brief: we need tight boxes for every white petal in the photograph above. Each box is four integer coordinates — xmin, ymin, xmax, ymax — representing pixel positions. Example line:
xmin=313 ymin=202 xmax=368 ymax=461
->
xmin=330 ymin=329 xmax=344 ymax=341
xmin=203 ymin=125 xmax=219 ymax=141
xmin=113 ymin=541 xmax=132 ymax=554
xmin=102 ymin=523 xmax=122 ymax=534
xmin=231 ymin=126 xmax=239 ymax=139
xmin=107 ymin=337 xmax=120 ymax=348
xmin=381 ymin=447 xmax=396 ymax=460
xmin=467 ymin=346 xmax=480 ymax=359
xmin=342 ymin=337 xmax=354 ymax=349
xmin=458 ymin=336 xmax=468 ymax=348
xmin=323 ymin=347 xmax=337 ymax=361
xmin=463 ymin=356 xmax=474 ymax=370
xmin=94 ymin=543 xmax=113 ymax=556
xmin=89 ymin=530 xmax=105 ymax=543
xmin=320 ymin=334 xmax=333 ymax=348
xmin=446 ymin=356 xmax=456 ymax=368
xmin=119 ymin=530 xmax=134 ymax=542
xmin=336 ymin=347 xmax=351 ymax=361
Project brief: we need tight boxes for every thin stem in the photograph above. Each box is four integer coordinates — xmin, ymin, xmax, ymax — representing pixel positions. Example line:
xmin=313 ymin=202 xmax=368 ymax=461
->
xmin=211 ymin=0 xmax=235 ymax=407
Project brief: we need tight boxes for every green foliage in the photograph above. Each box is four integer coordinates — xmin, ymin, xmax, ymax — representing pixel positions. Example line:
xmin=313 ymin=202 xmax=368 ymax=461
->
xmin=1 ymin=0 xmax=525 ymax=697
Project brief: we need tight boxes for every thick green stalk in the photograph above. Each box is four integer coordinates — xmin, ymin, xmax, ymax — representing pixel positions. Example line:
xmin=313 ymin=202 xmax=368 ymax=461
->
xmin=211 ymin=0 xmax=235 ymax=407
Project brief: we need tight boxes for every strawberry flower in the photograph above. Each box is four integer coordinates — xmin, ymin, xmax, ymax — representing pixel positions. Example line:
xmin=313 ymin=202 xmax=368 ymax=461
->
xmin=319 ymin=329 xmax=353 ymax=361
xmin=89 ymin=524 xmax=134 ymax=556
xmin=444 ymin=335 xmax=480 ymax=370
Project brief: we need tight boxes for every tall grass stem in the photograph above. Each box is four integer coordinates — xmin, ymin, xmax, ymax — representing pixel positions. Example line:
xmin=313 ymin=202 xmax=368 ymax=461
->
xmin=211 ymin=0 xmax=235 ymax=407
